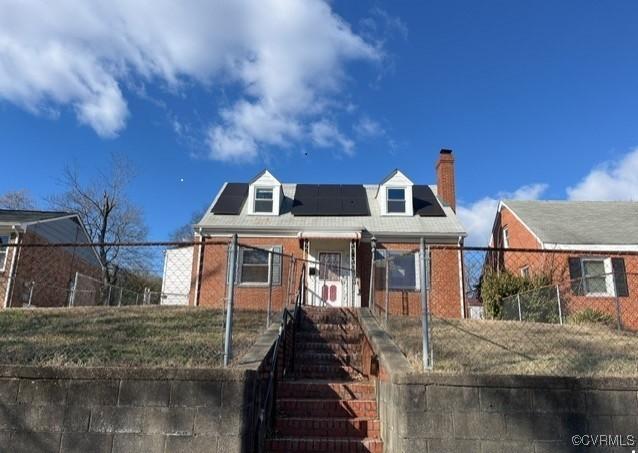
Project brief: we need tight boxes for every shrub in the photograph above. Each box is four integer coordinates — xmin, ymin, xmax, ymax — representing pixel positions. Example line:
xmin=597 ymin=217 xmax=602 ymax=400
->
xmin=569 ymin=309 xmax=615 ymax=328
xmin=480 ymin=271 xmax=553 ymax=320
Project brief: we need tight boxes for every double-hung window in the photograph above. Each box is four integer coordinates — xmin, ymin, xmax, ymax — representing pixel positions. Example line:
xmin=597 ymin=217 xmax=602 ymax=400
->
xmin=386 ymin=188 xmax=406 ymax=214
xmin=569 ymin=256 xmax=628 ymax=297
xmin=230 ymin=245 xmax=282 ymax=285
xmin=581 ymin=258 xmax=612 ymax=296
xmin=254 ymin=188 xmax=274 ymax=213
xmin=0 ymin=235 xmax=9 ymax=271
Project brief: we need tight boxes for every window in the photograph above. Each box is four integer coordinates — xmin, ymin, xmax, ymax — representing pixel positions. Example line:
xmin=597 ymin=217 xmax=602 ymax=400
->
xmin=233 ymin=245 xmax=282 ymax=285
xmin=0 ymin=235 xmax=9 ymax=271
xmin=375 ymin=250 xmax=420 ymax=290
xmin=502 ymin=227 xmax=510 ymax=248
xmin=254 ymin=188 xmax=274 ymax=213
xmin=581 ymin=258 xmax=612 ymax=296
xmin=520 ymin=266 xmax=530 ymax=278
xmin=387 ymin=188 xmax=406 ymax=213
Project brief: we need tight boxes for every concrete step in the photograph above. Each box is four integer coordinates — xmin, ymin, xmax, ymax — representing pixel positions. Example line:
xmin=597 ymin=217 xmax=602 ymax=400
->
xmin=293 ymin=364 xmax=363 ymax=380
xmin=277 ymin=399 xmax=378 ymax=418
xmin=274 ymin=417 xmax=380 ymax=439
xmin=265 ymin=436 xmax=383 ymax=452
xmin=277 ymin=381 xmax=375 ymax=400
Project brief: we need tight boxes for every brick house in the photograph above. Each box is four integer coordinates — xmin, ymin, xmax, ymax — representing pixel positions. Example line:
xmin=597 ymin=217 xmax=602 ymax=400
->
xmin=488 ymin=200 xmax=638 ymax=329
xmin=0 ymin=210 xmax=103 ymax=308
xmin=190 ymin=150 xmax=467 ymax=317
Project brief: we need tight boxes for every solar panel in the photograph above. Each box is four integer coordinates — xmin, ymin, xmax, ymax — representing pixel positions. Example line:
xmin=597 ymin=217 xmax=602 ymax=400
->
xmin=413 ymin=185 xmax=446 ymax=217
xmin=292 ymin=184 xmax=370 ymax=216
xmin=211 ymin=183 xmax=249 ymax=215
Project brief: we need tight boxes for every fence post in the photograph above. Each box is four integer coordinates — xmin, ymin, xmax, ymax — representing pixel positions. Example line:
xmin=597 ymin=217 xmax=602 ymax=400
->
xmin=556 ymin=285 xmax=563 ymax=325
xmin=614 ymin=297 xmax=622 ymax=332
xmin=368 ymin=237 xmax=376 ymax=315
xmin=107 ymin=284 xmax=112 ymax=306
xmin=224 ymin=234 xmax=238 ymax=367
xmin=267 ymin=250 xmax=273 ymax=329
xmin=27 ymin=281 xmax=35 ymax=307
xmin=118 ymin=287 xmax=123 ymax=307
xmin=517 ymin=294 xmax=522 ymax=321
xmin=70 ymin=272 xmax=79 ymax=307
xmin=420 ymin=239 xmax=433 ymax=371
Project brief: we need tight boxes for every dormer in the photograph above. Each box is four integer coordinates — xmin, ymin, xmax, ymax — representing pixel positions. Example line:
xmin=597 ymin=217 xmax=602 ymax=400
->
xmin=247 ymin=170 xmax=283 ymax=215
xmin=376 ymin=170 xmax=414 ymax=216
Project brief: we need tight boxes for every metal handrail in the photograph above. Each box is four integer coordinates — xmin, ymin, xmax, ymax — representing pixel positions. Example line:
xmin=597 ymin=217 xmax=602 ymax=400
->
xmin=256 ymin=265 xmax=305 ymax=452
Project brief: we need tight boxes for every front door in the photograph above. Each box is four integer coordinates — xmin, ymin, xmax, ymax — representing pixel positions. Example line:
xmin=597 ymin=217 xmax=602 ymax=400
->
xmin=318 ymin=252 xmax=343 ymax=307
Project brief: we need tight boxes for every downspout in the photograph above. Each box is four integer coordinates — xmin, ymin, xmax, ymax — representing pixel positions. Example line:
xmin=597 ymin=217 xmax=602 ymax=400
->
xmin=193 ymin=230 xmax=204 ymax=306
xmin=458 ymin=236 xmax=466 ymax=318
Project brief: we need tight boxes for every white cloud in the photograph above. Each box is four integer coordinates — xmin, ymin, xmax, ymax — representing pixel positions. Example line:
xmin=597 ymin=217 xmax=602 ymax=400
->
xmin=567 ymin=148 xmax=638 ymax=201
xmin=0 ymin=0 xmax=379 ymax=159
xmin=354 ymin=116 xmax=384 ymax=138
xmin=310 ymin=119 xmax=355 ymax=155
xmin=457 ymin=183 xmax=548 ymax=246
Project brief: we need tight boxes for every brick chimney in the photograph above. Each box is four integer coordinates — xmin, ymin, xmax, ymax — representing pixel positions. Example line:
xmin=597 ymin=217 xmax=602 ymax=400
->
xmin=436 ymin=149 xmax=456 ymax=212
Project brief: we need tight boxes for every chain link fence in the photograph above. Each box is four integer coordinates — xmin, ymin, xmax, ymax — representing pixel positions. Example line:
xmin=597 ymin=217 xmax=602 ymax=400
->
xmin=0 ymin=239 xmax=293 ymax=368
xmin=375 ymin=244 xmax=638 ymax=377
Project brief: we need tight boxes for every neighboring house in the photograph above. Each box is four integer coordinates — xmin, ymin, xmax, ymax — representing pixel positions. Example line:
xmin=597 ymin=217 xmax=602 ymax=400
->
xmin=190 ymin=150 xmax=467 ymax=318
xmin=488 ymin=200 xmax=638 ymax=329
xmin=161 ymin=245 xmax=194 ymax=305
xmin=0 ymin=210 xmax=103 ymax=308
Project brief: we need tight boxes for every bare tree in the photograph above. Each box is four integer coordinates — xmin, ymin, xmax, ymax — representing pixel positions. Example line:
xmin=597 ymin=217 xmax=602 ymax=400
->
xmin=169 ymin=204 xmax=209 ymax=242
xmin=49 ymin=154 xmax=150 ymax=287
xmin=0 ymin=189 xmax=36 ymax=210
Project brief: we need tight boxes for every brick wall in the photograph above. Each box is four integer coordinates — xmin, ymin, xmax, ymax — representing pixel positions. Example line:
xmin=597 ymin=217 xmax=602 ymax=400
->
xmin=194 ymin=237 xmax=463 ymax=319
xmin=6 ymin=232 xmax=102 ymax=308
xmin=192 ymin=237 xmax=304 ymax=311
xmin=372 ymin=241 xmax=462 ymax=318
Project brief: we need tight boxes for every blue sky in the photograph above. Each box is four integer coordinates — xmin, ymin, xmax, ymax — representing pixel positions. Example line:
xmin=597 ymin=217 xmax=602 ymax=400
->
xmin=1 ymin=0 xmax=638 ymax=244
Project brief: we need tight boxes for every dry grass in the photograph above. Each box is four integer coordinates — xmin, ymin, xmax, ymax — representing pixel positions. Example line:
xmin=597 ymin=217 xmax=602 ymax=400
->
xmin=0 ymin=307 xmax=268 ymax=368
xmin=386 ymin=316 xmax=638 ymax=377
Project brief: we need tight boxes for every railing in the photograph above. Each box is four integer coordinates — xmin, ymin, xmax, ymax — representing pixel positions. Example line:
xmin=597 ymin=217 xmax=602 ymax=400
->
xmin=255 ymin=265 xmax=305 ymax=452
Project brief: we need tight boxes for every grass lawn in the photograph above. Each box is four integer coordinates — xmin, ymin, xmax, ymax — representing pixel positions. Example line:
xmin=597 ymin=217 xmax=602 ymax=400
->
xmin=0 ymin=307 xmax=269 ymax=368
xmin=386 ymin=316 xmax=638 ymax=377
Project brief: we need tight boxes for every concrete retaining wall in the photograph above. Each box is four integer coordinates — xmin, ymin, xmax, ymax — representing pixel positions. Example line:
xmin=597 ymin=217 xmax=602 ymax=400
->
xmin=0 ymin=368 xmax=257 ymax=453
xmin=0 ymin=325 xmax=280 ymax=453
xmin=358 ymin=309 xmax=638 ymax=453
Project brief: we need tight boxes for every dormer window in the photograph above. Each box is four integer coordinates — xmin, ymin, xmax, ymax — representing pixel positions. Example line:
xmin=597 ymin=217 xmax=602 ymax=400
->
xmin=387 ymin=188 xmax=406 ymax=213
xmin=254 ymin=188 xmax=274 ymax=213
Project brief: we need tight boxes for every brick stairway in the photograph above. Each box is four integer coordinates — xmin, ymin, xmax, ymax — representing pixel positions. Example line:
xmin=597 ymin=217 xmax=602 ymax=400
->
xmin=266 ymin=307 xmax=383 ymax=453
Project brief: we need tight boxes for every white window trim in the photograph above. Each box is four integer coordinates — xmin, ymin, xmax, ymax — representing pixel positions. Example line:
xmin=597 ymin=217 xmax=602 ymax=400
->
xmin=386 ymin=250 xmax=421 ymax=291
xmin=252 ymin=186 xmax=275 ymax=215
xmin=385 ymin=186 xmax=410 ymax=215
xmin=237 ymin=246 xmax=282 ymax=286
xmin=580 ymin=257 xmax=615 ymax=297
xmin=0 ymin=234 xmax=9 ymax=272
xmin=519 ymin=265 xmax=530 ymax=278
